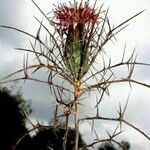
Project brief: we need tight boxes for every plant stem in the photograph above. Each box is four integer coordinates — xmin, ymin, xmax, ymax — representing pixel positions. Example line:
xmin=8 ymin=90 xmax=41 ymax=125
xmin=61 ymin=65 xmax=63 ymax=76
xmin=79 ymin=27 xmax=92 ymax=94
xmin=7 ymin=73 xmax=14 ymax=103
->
xmin=74 ymin=79 xmax=81 ymax=150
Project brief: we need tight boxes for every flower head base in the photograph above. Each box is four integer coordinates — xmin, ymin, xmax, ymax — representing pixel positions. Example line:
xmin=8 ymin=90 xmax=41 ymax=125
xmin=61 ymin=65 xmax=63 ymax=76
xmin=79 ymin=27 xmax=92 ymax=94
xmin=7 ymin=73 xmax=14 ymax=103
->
xmin=54 ymin=2 xmax=98 ymax=29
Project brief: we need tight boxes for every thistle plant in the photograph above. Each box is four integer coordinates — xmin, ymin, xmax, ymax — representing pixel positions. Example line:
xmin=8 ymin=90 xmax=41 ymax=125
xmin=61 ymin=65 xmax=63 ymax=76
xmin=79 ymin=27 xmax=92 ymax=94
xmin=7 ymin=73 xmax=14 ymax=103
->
xmin=1 ymin=0 xmax=150 ymax=150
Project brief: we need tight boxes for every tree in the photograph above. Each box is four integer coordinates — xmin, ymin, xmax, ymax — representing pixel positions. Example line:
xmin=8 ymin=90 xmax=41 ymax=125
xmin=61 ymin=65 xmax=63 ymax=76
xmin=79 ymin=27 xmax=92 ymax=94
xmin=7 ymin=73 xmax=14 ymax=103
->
xmin=120 ymin=141 xmax=130 ymax=150
xmin=0 ymin=87 xmax=31 ymax=150
xmin=98 ymin=141 xmax=130 ymax=150
xmin=98 ymin=142 xmax=116 ymax=150
xmin=30 ymin=127 xmax=86 ymax=150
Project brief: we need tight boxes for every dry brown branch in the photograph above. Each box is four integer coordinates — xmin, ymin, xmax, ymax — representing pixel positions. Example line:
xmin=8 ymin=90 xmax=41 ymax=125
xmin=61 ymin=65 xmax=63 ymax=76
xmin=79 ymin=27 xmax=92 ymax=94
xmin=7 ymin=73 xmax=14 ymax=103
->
xmin=80 ymin=116 xmax=150 ymax=141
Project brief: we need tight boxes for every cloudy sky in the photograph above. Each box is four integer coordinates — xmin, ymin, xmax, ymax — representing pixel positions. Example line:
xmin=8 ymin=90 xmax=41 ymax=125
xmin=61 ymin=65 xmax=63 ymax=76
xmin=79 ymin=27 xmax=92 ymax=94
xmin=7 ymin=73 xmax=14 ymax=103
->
xmin=0 ymin=0 xmax=150 ymax=149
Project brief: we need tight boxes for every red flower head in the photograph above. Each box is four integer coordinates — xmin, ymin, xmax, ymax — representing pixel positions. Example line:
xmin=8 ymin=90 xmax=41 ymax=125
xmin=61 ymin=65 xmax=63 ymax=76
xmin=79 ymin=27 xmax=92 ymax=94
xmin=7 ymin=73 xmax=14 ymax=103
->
xmin=54 ymin=1 xmax=98 ymax=29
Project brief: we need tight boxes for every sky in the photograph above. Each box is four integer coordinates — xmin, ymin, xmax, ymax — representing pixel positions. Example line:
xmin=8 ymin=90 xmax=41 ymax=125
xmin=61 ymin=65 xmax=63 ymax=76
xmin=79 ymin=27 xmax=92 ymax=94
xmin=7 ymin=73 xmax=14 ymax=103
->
xmin=0 ymin=0 xmax=150 ymax=149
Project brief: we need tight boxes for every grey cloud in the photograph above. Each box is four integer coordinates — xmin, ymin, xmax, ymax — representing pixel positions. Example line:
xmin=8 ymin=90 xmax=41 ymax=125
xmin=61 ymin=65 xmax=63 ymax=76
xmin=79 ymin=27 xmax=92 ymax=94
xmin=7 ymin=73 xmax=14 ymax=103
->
xmin=0 ymin=0 xmax=34 ymax=28
xmin=18 ymin=80 xmax=54 ymax=120
xmin=133 ymin=43 xmax=150 ymax=80
xmin=0 ymin=0 xmax=34 ymax=47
